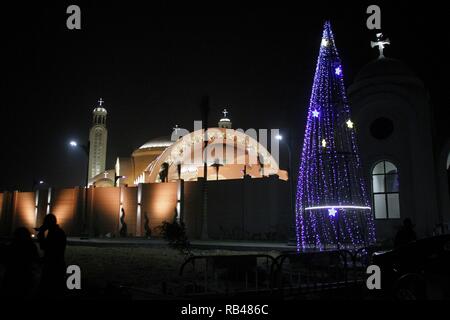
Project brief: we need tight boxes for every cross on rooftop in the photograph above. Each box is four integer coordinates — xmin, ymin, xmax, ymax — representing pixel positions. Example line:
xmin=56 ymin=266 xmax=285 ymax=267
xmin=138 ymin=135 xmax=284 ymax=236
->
xmin=371 ymin=33 xmax=390 ymax=59
xmin=222 ymin=108 xmax=229 ymax=118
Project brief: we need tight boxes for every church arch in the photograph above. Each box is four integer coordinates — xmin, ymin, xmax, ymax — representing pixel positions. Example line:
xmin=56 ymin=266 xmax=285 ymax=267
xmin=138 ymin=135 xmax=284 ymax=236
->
xmin=142 ymin=128 xmax=282 ymax=183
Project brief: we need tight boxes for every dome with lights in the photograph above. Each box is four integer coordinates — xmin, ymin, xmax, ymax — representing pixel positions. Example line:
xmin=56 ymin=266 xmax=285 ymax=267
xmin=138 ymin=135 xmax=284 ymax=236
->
xmin=139 ymin=136 xmax=174 ymax=150
xmin=93 ymin=107 xmax=107 ymax=114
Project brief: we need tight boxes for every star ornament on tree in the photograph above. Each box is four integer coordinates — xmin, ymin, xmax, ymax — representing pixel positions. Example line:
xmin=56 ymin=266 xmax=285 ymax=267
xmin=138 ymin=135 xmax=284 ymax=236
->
xmin=328 ymin=208 xmax=337 ymax=218
xmin=346 ymin=119 xmax=354 ymax=129
xmin=335 ymin=66 xmax=342 ymax=76
xmin=312 ymin=109 xmax=320 ymax=118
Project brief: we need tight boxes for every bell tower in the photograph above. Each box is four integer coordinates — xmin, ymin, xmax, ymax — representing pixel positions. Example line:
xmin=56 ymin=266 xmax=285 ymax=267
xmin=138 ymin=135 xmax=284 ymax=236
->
xmin=88 ymin=98 xmax=108 ymax=179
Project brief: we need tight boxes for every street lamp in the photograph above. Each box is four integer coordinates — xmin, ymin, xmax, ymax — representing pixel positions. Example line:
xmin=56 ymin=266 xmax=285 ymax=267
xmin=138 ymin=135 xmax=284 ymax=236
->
xmin=32 ymin=179 xmax=46 ymax=190
xmin=275 ymin=133 xmax=295 ymax=242
xmin=69 ymin=139 xmax=90 ymax=235
xmin=70 ymin=140 xmax=89 ymax=157
xmin=69 ymin=140 xmax=90 ymax=186
xmin=210 ymin=160 xmax=224 ymax=181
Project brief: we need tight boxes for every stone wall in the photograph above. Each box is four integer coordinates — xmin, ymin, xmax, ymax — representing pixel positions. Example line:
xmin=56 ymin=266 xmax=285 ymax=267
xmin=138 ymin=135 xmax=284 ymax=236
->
xmin=0 ymin=177 xmax=292 ymax=240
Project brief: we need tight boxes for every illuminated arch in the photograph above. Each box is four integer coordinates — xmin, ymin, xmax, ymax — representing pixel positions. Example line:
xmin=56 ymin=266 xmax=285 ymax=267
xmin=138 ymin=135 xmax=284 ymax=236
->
xmin=141 ymin=128 xmax=286 ymax=183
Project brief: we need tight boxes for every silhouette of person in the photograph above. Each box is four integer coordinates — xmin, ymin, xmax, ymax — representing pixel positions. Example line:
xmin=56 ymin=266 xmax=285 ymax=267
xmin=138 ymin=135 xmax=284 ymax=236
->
xmin=144 ymin=212 xmax=151 ymax=238
xmin=394 ymin=218 xmax=417 ymax=248
xmin=119 ymin=208 xmax=127 ymax=237
xmin=1 ymin=227 xmax=39 ymax=298
xmin=36 ymin=214 xmax=67 ymax=298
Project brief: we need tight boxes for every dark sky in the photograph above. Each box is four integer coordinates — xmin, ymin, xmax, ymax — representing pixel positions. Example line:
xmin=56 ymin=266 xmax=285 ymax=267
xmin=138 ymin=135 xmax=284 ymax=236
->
xmin=1 ymin=1 xmax=448 ymax=190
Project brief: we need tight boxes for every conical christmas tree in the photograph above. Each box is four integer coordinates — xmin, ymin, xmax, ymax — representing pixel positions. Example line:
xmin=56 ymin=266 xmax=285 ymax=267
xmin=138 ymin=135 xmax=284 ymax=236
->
xmin=295 ymin=21 xmax=376 ymax=251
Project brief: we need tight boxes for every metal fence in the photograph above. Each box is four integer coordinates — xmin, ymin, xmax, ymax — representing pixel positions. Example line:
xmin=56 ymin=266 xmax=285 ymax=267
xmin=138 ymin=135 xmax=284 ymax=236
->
xmin=175 ymin=247 xmax=378 ymax=298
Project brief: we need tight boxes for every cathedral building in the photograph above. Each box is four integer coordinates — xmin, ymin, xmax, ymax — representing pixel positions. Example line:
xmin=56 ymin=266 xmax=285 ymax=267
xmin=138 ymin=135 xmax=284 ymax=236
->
xmin=90 ymin=109 xmax=288 ymax=187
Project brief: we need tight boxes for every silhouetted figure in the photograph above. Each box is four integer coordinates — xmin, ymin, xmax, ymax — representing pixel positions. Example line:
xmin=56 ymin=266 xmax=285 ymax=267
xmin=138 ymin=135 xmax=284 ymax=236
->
xmin=144 ymin=212 xmax=151 ymax=238
xmin=159 ymin=162 xmax=169 ymax=182
xmin=37 ymin=214 xmax=67 ymax=298
xmin=177 ymin=163 xmax=182 ymax=180
xmin=394 ymin=218 xmax=417 ymax=248
xmin=120 ymin=208 xmax=128 ymax=237
xmin=257 ymin=153 xmax=265 ymax=176
xmin=1 ymin=227 xmax=39 ymax=298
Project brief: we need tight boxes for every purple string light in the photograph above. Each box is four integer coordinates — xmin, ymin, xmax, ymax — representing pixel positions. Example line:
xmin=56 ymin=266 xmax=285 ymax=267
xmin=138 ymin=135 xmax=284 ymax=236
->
xmin=295 ymin=21 xmax=376 ymax=251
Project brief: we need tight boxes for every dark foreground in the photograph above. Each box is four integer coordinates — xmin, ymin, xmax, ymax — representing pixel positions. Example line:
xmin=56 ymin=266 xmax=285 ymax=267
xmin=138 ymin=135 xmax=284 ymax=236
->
xmin=1 ymin=236 xmax=449 ymax=300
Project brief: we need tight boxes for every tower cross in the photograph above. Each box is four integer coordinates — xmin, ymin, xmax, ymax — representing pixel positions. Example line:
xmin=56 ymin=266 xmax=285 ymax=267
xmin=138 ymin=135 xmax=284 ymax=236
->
xmin=222 ymin=108 xmax=228 ymax=118
xmin=98 ymin=98 xmax=104 ymax=106
xmin=371 ymin=33 xmax=390 ymax=59
xmin=173 ymin=124 xmax=180 ymax=134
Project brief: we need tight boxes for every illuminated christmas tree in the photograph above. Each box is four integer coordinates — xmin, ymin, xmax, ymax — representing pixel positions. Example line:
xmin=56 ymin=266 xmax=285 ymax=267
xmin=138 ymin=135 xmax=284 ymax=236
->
xmin=295 ymin=21 xmax=376 ymax=251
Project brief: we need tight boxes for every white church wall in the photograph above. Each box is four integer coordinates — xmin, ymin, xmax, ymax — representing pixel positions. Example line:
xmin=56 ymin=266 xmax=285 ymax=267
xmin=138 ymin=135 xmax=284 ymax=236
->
xmin=349 ymin=77 xmax=440 ymax=242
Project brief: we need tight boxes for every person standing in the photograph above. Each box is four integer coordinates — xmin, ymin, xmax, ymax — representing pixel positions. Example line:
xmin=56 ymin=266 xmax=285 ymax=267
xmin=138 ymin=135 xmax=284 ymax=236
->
xmin=1 ymin=227 xmax=39 ymax=298
xmin=394 ymin=218 xmax=417 ymax=248
xmin=37 ymin=214 xmax=67 ymax=298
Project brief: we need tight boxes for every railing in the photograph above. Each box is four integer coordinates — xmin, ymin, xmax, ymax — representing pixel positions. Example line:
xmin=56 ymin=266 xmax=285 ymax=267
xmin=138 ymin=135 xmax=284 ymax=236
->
xmin=176 ymin=247 xmax=378 ymax=298
xmin=179 ymin=254 xmax=278 ymax=295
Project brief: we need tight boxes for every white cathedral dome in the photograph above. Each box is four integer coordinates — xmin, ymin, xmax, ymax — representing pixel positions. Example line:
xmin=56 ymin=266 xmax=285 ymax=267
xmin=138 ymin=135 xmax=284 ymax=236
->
xmin=139 ymin=136 xmax=174 ymax=150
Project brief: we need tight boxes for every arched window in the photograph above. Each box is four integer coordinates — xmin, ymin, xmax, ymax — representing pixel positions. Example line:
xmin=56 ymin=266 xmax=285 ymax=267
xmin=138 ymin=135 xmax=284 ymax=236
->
xmin=372 ymin=161 xmax=400 ymax=219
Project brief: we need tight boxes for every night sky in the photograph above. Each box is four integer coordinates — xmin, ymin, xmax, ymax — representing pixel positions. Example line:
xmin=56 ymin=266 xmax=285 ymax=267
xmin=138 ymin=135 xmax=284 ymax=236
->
xmin=1 ymin=1 xmax=448 ymax=190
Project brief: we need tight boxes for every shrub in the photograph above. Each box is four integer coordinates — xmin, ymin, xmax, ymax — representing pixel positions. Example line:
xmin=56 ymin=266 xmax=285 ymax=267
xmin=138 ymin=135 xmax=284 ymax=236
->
xmin=158 ymin=215 xmax=191 ymax=257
